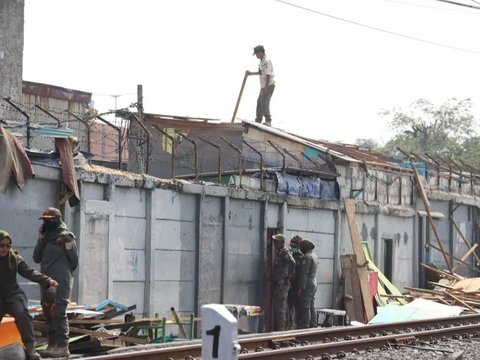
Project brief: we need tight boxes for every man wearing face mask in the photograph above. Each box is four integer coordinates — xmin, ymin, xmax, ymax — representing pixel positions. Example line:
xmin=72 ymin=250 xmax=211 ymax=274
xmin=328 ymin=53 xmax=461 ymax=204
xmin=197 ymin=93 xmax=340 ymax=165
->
xmin=0 ymin=230 xmax=58 ymax=360
xmin=33 ymin=207 xmax=78 ymax=358
xmin=287 ymin=235 xmax=303 ymax=329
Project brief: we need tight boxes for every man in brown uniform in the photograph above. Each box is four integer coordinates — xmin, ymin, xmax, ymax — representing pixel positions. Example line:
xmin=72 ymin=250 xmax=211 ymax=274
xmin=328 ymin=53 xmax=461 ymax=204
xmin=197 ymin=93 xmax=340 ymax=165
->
xmin=33 ymin=207 xmax=78 ymax=358
xmin=0 ymin=230 xmax=58 ymax=360
xmin=271 ymin=234 xmax=295 ymax=331
xmin=287 ymin=235 xmax=303 ymax=329
xmin=296 ymin=239 xmax=319 ymax=329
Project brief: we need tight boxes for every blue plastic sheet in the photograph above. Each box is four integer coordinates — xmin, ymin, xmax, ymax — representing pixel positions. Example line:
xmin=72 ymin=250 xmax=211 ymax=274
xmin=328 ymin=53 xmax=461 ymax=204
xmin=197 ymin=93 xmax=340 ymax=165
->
xmin=276 ymin=172 xmax=339 ymax=200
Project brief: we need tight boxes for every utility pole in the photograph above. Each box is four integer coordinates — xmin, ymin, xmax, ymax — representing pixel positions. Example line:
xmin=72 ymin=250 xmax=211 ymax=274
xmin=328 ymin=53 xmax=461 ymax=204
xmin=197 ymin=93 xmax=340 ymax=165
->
xmin=136 ymin=84 xmax=145 ymax=174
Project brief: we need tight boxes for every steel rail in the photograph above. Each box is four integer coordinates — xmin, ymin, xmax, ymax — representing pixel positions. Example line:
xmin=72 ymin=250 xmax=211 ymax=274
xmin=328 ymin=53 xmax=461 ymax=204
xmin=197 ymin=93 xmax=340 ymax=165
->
xmin=238 ymin=322 xmax=480 ymax=359
xmin=81 ymin=314 xmax=480 ymax=359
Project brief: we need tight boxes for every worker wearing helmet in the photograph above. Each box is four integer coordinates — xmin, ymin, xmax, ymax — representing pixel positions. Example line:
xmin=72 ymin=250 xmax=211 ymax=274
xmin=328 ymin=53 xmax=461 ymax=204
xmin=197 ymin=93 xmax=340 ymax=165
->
xmin=33 ymin=207 xmax=78 ymax=358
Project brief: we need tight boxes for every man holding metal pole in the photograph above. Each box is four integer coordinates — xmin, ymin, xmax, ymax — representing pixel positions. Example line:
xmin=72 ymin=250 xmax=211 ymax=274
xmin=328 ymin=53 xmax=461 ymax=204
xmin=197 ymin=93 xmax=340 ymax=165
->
xmin=247 ymin=45 xmax=276 ymax=126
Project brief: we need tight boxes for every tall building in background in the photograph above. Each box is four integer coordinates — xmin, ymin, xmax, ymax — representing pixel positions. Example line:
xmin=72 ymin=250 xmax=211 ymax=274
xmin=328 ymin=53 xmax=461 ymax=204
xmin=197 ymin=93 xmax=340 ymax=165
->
xmin=0 ymin=0 xmax=24 ymax=121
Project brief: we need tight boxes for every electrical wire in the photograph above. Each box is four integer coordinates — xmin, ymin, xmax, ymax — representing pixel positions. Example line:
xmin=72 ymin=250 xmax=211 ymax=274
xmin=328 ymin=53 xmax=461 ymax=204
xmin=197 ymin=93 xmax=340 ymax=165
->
xmin=383 ymin=0 xmax=478 ymax=13
xmin=432 ymin=0 xmax=480 ymax=9
xmin=275 ymin=0 xmax=480 ymax=55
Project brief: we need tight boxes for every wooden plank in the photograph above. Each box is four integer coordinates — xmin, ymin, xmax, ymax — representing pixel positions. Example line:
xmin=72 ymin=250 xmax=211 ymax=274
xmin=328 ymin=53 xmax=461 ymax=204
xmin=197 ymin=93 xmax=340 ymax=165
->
xmin=420 ymin=263 xmax=461 ymax=280
xmin=340 ymin=254 xmax=364 ymax=322
xmin=362 ymin=242 xmax=407 ymax=305
xmin=452 ymin=277 xmax=480 ymax=292
xmin=170 ymin=307 xmax=188 ymax=339
xmin=411 ymin=163 xmax=454 ymax=274
xmin=444 ymin=292 xmax=477 ymax=312
xmin=344 ymin=198 xmax=375 ymax=321
xmin=427 ymin=243 xmax=477 ymax=272
xmin=451 ymin=215 xmax=480 ymax=267
xmin=452 ymin=244 xmax=478 ymax=272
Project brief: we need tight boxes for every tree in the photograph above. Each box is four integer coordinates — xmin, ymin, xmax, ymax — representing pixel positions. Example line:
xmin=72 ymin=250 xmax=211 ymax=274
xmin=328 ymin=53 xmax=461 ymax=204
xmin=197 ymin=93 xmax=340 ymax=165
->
xmin=380 ymin=98 xmax=477 ymax=160
xmin=354 ymin=138 xmax=379 ymax=150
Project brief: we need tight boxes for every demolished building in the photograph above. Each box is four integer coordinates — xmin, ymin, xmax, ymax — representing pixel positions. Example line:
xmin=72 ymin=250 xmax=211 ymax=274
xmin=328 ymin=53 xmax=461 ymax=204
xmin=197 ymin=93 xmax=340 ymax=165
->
xmin=1 ymin=105 xmax=479 ymax=331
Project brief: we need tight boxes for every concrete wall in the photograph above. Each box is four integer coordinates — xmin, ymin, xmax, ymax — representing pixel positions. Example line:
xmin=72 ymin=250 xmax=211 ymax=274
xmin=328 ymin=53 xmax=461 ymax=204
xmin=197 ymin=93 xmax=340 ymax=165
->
xmin=1 ymin=161 xmax=480 ymax=325
xmin=0 ymin=0 xmax=24 ymax=121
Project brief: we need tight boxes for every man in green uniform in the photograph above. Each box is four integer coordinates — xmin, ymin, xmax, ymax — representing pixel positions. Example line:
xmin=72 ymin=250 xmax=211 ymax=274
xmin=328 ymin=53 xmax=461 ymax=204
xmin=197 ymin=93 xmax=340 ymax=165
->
xmin=287 ymin=235 xmax=303 ymax=329
xmin=33 ymin=207 xmax=78 ymax=358
xmin=271 ymin=234 xmax=295 ymax=331
xmin=296 ymin=239 xmax=319 ymax=329
xmin=0 ymin=230 xmax=58 ymax=360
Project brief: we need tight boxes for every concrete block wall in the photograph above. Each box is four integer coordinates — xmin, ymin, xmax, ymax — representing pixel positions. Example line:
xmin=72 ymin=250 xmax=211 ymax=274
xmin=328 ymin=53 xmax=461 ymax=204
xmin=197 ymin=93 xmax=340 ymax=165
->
xmin=337 ymin=165 xmax=413 ymax=207
xmin=1 ymin=161 xmax=478 ymax=324
xmin=286 ymin=208 xmax=336 ymax=307
xmin=0 ymin=0 xmax=24 ymax=121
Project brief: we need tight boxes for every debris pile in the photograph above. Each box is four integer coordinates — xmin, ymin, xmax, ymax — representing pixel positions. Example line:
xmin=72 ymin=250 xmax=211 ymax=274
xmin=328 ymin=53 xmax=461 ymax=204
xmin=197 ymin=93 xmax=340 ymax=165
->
xmin=30 ymin=300 xmax=197 ymax=356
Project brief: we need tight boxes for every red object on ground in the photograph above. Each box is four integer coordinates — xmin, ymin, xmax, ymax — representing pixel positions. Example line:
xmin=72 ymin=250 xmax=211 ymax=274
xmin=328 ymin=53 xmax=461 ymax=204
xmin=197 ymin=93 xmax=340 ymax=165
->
xmin=368 ymin=271 xmax=379 ymax=299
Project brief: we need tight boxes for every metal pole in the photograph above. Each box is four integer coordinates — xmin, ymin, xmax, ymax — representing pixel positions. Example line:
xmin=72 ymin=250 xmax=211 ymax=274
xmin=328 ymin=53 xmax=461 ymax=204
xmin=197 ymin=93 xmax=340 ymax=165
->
xmin=95 ymin=115 xmax=122 ymax=169
xmin=129 ymin=113 xmax=151 ymax=174
xmin=35 ymin=104 xmax=61 ymax=127
xmin=268 ymin=140 xmax=286 ymax=171
xmin=243 ymin=140 xmax=264 ymax=190
xmin=150 ymin=124 xmax=175 ymax=178
xmin=66 ymin=110 xmax=91 ymax=153
xmin=198 ymin=137 xmax=222 ymax=182
xmin=221 ymin=136 xmax=243 ymax=186
xmin=3 ymin=97 xmax=31 ymax=148
xmin=175 ymin=131 xmax=198 ymax=180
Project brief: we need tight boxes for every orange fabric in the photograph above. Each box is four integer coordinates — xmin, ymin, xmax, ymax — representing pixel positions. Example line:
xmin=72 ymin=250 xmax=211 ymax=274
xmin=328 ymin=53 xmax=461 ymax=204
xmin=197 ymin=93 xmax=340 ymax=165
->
xmin=0 ymin=317 xmax=22 ymax=346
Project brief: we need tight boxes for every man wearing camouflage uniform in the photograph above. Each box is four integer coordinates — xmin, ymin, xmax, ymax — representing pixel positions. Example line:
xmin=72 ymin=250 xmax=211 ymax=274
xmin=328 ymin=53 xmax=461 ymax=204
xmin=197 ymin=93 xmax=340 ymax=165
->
xmin=271 ymin=234 xmax=295 ymax=331
xmin=296 ymin=239 xmax=319 ymax=329
xmin=33 ymin=207 xmax=78 ymax=358
xmin=287 ymin=235 xmax=303 ymax=329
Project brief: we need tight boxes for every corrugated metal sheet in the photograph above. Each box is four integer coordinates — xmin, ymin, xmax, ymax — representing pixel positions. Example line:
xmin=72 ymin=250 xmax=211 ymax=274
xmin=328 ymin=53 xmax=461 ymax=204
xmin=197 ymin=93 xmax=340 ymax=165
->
xmin=22 ymin=81 xmax=92 ymax=104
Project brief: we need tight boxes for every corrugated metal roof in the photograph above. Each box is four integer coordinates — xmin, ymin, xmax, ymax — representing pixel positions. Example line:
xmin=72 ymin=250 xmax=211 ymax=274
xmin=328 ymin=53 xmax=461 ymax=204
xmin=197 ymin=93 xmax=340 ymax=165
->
xmin=242 ymin=121 xmax=411 ymax=174
xmin=22 ymin=81 xmax=92 ymax=104
xmin=242 ymin=121 xmax=360 ymax=163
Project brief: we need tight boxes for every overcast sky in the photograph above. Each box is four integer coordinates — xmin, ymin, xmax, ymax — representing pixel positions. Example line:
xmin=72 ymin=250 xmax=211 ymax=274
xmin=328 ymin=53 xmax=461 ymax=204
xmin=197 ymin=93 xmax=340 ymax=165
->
xmin=23 ymin=0 xmax=480 ymax=144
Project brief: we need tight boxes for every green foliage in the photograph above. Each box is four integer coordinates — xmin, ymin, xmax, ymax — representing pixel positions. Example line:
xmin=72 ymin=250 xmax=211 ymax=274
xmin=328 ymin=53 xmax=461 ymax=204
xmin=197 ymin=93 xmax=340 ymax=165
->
xmin=354 ymin=138 xmax=379 ymax=149
xmin=379 ymin=98 xmax=479 ymax=167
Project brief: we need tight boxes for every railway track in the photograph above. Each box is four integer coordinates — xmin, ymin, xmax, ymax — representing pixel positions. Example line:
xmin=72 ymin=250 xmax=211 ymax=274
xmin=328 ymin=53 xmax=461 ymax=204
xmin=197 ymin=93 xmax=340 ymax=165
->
xmin=83 ymin=313 xmax=480 ymax=360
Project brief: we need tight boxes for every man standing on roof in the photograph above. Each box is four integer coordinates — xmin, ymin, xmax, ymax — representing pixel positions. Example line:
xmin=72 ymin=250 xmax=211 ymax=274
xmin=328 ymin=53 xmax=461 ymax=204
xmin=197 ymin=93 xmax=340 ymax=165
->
xmin=271 ymin=234 xmax=295 ymax=331
xmin=247 ymin=45 xmax=275 ymax=127
xmin=0 ymin=230 xmax=58 ymax=360
xmin=33 ymin=207 xmax=78 ymax=359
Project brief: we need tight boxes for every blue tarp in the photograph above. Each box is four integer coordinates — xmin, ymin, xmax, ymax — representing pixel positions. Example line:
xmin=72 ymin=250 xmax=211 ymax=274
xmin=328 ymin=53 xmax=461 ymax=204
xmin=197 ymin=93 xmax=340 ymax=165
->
xmin=276 ymin=172 xmax=339 ymax=200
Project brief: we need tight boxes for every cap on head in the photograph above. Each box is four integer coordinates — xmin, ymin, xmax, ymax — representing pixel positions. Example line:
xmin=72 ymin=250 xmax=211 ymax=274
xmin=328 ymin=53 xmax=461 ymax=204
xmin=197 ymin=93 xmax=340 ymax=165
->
xmin=272 ymin=233 xmax=286 ymax=242
xmin=299 ymin=239 xmax=315 ymax=252
xmin=0 ymin=230 xmax=11 ymax=242
xmin=253 ymin=45 xmax=265 ymax=55
xmin=39 ymin=207 xmax=62 ymax=220
xmin=290 ymin=235 xmax=303 ymax=246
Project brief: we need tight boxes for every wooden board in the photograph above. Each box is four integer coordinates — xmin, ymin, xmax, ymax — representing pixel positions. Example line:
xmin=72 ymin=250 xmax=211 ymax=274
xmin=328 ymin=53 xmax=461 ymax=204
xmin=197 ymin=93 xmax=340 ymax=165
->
xmin=362 ymin=242 xmax=407 ymax=305
xmin=344 ymin=198 xmax=375 ymax=321
xmin=452 ymin=277 xmax=480 ymax=292
xmin=411 ymin=163 xmax=453 ymax=274
xmin=340 ymin=254 xmax=364 ymax=322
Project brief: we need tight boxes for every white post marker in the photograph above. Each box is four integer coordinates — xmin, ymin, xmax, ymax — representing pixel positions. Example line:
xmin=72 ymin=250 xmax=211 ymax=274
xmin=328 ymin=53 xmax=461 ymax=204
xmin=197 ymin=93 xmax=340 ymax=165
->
xmin=201 ymin=304 xmax=241 ymax=360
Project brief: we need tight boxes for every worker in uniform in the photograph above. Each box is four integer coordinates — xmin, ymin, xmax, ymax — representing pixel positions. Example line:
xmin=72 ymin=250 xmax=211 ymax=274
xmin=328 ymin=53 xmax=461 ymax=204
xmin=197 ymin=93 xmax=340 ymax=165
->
xmin=296 ymin=239 xmax=319 ymax=329
xmin=33 ymin=207 xmax=78 ymax=359
xmin=0 ymin=230 xmax=58 ymax=360
xmin=287 ymin=235 xmax=303 ymax=329
xmin=271 ymin=234 xmax=295 ymax=331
